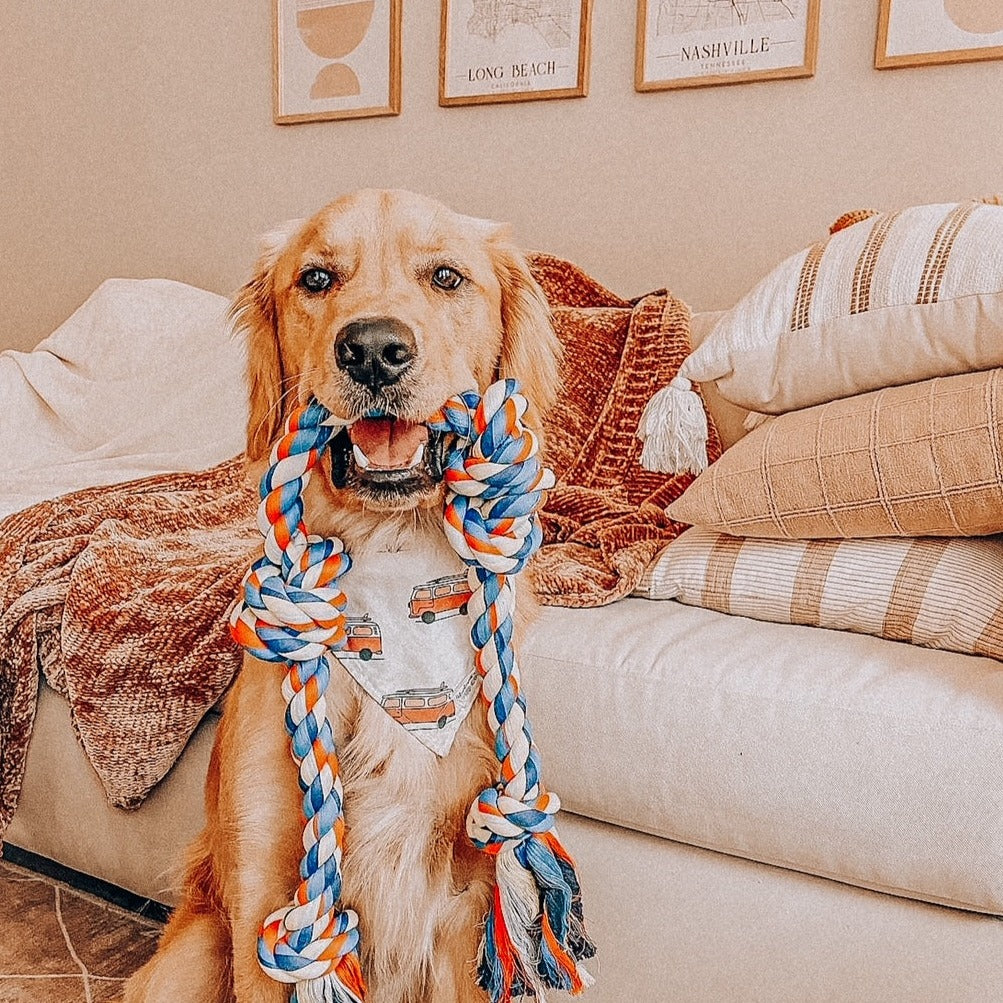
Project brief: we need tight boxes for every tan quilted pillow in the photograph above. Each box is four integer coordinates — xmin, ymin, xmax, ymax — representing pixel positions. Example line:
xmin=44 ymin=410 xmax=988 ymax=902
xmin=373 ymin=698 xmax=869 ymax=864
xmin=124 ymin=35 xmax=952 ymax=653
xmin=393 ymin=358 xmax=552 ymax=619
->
xmin=637 ymin=526 xmax=1003 ymax=664
xmin=680 ymin=200 xmax=1003 ymax=415
xmin=666 ymin=367 xmax=1003 ymax=538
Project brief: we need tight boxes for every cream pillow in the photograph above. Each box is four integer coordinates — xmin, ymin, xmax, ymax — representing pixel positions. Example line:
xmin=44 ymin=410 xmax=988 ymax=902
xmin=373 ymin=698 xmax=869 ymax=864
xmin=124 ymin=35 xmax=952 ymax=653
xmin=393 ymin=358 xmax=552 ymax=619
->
xmin=638 ymin=526 xmax=1003 ymax=664
xmin=684 ymin=200 xmax=1003 ymax=415
xmin=666 ymin=367 xmax=1003 ymax=538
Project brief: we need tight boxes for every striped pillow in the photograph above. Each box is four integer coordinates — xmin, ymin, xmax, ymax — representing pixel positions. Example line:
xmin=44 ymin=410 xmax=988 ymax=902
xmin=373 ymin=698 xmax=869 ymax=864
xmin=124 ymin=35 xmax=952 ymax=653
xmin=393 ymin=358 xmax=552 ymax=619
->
xmin=637 ymin=527 xmax=1003 ymax=663
xmin=679 ymin=200 xmax=1003 ymax=415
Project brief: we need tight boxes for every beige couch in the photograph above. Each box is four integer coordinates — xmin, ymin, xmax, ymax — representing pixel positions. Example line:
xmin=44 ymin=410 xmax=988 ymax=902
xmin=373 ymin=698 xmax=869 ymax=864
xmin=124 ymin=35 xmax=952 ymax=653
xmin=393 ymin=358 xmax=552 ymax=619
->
xmin=5 ymin=284 xmax=1003 ymax=1001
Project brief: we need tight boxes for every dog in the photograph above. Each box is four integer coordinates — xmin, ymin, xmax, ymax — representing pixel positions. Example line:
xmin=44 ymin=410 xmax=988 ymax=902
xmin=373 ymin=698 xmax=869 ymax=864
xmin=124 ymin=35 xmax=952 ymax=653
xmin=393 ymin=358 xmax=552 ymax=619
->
xmin=125 ymin=188 xmax=562 ymax=1003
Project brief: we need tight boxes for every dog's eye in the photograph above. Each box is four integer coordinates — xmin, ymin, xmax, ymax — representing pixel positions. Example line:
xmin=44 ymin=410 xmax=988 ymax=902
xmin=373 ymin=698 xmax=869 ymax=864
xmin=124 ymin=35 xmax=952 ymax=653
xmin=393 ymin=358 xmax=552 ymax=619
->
xmin=299 ymin=267 xmax=334 ymax=294
xmin=431 ymin=266 xmax=464 ymax=292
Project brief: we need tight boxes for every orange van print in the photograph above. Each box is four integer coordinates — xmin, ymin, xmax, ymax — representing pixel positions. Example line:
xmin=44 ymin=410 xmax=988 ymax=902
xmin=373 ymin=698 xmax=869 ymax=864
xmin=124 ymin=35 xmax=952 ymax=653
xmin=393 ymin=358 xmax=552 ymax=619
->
xmin=408 ymin=573 xmax=472 ymax=623
xmin=381 ymin=683 xmax=457 ymax=730
xmin=340 ymin=615 xmax=383 ymax=661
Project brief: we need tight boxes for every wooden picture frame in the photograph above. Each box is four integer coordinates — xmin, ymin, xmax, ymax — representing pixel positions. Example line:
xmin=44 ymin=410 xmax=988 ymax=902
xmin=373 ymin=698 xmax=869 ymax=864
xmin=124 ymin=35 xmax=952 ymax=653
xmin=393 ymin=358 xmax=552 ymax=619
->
xmin=439 ymin=0 xmax=591 ymax=107
xmin=635 ymin=0 xmax=820 ymax=92
xmin=273 ymin=0 xmax=401 ymax=124
xmin=876 ymin=0 xmax=1003 ymax=70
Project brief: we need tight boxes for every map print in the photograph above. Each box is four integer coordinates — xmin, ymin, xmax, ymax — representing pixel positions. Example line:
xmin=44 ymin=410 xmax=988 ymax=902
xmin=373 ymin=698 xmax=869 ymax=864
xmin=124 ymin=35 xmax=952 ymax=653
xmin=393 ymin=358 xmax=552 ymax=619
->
xmin=467 ymin=0 xmax=574 ymax=49
xmin=656 ymin=0 xmax=800 ymax=35
xmin=638 ymin=0 xmax=815 ymax=88
xmin=442 ymin=0 xmax=585 ymax=103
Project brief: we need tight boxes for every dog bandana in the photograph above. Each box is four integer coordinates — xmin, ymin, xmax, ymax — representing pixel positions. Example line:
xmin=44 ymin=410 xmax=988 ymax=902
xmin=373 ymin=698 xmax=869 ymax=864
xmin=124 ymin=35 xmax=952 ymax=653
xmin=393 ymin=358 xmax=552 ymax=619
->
xmin=335 ymin=536 xmax=478 ymax=757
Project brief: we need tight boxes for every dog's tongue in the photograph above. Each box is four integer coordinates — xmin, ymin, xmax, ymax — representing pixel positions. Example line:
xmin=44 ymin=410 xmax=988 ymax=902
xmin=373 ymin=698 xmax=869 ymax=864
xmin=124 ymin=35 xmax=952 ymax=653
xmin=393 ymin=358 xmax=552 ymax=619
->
xmin=349 ymin=417 xmax=428 ymax=470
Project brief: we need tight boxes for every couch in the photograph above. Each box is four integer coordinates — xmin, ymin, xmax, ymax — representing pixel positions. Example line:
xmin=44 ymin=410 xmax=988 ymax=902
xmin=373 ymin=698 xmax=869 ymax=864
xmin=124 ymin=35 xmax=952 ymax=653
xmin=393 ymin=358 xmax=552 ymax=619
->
xmin=4 ymin=276 xmax=1003 ymax=1002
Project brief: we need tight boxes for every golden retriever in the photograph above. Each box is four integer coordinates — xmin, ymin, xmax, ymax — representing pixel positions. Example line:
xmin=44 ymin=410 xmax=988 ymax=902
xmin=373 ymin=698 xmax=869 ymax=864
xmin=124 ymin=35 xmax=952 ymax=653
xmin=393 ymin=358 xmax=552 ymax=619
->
xmin=125 ymin=188 xmax=561 ymax=1003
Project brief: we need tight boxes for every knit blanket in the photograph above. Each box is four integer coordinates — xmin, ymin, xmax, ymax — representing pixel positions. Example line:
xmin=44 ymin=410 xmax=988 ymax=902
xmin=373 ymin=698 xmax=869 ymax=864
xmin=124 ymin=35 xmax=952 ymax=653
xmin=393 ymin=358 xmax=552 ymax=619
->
xmin=0 ymin=254 xmax=719 ymax=838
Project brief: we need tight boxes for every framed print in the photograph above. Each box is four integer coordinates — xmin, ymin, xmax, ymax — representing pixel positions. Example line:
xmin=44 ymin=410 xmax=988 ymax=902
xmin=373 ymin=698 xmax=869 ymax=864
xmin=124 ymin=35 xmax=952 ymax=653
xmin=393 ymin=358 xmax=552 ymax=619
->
xmin=635 ymin=0 xmax=820 ymax=91
xmin=439 ymin=0 xmax=591 ymax=106
xmin=273 ymin=0 xmax=401 ymax=124
xmin=876 ymin=0 xmax=1003 ymax=69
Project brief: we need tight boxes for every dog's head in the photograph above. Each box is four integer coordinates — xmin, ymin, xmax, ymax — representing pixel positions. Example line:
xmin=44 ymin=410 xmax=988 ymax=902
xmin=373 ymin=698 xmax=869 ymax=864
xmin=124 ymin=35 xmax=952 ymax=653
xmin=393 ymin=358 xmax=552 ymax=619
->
xmin=232 ymin=189 xmax=560 ymax=513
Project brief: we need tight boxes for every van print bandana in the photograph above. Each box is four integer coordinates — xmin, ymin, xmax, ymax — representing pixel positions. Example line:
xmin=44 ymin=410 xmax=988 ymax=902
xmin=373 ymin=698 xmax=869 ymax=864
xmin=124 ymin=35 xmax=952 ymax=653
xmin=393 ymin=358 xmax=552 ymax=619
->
xmin=334 ymin=534 xmax=478 ymax=757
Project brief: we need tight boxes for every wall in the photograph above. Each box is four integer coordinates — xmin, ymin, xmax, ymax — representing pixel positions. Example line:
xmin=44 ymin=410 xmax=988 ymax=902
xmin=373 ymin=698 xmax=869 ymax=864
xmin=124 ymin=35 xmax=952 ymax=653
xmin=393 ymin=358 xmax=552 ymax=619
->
xmin=2 ymin=3 xmax=1002 ymax=352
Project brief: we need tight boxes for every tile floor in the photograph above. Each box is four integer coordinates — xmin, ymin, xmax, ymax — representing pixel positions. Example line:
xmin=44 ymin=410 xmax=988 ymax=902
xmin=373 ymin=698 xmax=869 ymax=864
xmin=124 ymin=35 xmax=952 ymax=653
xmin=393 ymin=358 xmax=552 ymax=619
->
xmin=0 ymin=857 xmax=164 ymax=1002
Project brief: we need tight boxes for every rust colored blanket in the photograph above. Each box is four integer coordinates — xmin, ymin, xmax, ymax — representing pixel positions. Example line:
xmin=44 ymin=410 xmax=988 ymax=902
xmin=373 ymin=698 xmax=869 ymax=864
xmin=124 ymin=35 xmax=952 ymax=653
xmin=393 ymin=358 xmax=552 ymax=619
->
xmin=0 ymin=255 xmax=718 ymax=838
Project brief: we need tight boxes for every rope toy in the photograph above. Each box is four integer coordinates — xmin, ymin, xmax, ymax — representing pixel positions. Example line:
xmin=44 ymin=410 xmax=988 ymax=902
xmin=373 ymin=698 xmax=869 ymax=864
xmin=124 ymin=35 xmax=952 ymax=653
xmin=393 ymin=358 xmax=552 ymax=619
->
xmin=229 ymin=403 xmax=364 ymax=1003
xmin=430 ymin=380 xmax=594 ymax=1001
xmin=230 ymin=380 xmax=593 ymax=1003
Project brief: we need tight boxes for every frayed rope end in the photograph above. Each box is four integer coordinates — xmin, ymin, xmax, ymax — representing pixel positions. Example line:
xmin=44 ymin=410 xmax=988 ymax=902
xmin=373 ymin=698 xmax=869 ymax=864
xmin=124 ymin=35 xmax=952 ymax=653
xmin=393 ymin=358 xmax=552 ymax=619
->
xmin=636 ymin=375 xmax=709 ymax=476
xmin=479 ymin=834 xmax=596 ymax=1002
xmin=292 ymin=965 xmax=366 ymax=1003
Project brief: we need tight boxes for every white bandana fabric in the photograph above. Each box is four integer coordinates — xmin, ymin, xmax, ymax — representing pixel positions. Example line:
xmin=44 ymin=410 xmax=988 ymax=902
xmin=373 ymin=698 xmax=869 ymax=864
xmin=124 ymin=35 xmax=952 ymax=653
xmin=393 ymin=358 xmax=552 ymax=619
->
xmin=333 ymin=534 xmax=479 ymax=757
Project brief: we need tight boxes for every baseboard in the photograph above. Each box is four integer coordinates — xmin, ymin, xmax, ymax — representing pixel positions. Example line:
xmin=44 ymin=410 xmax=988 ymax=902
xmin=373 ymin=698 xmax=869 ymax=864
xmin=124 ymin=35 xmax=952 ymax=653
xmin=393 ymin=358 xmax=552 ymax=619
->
xmin=2 ymin=843 xmax=172 ymax=924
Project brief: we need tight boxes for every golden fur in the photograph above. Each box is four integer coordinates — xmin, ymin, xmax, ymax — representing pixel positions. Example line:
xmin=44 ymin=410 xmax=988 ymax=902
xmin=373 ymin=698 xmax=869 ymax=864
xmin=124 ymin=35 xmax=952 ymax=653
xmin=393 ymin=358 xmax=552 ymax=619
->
xmin=125 ymin=189 xmax=561 ymax=1003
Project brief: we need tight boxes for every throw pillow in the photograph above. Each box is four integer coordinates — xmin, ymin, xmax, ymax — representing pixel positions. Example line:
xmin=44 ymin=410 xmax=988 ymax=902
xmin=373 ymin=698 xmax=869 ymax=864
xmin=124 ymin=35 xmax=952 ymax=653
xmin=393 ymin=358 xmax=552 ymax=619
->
xmin=679 ymin=199 xmax=1003 ymax=415
xmin=637 ymin=526 xmax=1003 ymax=664
xmin=666 ymin=367 xmax=1003 ymax=538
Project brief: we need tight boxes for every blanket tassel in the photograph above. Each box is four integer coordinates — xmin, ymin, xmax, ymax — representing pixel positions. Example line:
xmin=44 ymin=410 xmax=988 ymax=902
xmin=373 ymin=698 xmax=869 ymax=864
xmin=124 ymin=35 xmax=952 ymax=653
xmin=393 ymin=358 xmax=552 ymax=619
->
xmin=636 ymin=374 xmax=709 ymax=475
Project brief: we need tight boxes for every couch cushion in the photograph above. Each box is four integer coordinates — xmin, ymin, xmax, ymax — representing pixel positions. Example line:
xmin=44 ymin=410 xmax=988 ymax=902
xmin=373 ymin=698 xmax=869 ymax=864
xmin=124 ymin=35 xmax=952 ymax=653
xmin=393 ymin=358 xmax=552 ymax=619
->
xmin=520 ymin=598 xmax=1003 ymax=915
xmin=15 ymin=691 xmax=1003 ymax=1003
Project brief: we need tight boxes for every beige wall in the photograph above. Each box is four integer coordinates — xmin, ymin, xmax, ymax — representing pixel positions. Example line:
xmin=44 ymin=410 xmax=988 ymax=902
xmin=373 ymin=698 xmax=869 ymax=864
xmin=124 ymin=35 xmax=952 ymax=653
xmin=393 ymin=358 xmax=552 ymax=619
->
xmin=2 ymin=3 xmax=1002 ymax=353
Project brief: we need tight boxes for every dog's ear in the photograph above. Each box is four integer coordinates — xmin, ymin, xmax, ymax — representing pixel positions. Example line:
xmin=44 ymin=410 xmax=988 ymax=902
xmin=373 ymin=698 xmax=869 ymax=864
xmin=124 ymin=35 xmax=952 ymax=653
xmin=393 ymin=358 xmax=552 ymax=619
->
xmin=230 ymin=220 xmax=303 ymax=462
xmin=489 ymin=229 xmax=562 ymax=427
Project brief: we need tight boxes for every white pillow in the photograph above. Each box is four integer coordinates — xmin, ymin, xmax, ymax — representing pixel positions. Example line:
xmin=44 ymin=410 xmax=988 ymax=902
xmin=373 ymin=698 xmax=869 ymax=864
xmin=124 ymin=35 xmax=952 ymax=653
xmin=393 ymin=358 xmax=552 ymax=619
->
xmin=684 ymin=200 xmax=1003 ymax=415
xmin=0 ymin=278 xmax=246 ymax=518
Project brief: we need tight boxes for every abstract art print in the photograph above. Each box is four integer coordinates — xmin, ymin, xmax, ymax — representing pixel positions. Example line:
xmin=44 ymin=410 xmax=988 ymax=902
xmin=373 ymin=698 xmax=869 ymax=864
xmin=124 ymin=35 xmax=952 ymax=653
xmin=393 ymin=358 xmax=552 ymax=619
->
xmin=876 ymin=0 xmax=1003 ymax=69
xmin=274 ymin=0 xmax=401 ymax=123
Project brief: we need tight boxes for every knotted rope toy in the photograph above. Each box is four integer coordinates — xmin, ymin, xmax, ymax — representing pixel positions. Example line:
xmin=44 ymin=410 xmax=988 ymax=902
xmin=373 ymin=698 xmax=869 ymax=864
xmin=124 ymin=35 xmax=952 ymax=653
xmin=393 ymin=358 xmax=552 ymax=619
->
xmin=230 ymin=379 xmax=593 ymax=1003
xmin=230 ymin=403 xmax=364 ymax=1003
xmin=430 ymin=381 xmax=594 ymax=999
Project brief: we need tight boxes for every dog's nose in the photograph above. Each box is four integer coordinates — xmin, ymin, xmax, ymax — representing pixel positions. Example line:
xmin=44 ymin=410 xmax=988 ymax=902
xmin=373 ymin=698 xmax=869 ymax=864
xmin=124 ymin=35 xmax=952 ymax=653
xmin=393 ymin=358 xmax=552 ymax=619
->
xmin=334 ymin=317 xmax=417 ymax=390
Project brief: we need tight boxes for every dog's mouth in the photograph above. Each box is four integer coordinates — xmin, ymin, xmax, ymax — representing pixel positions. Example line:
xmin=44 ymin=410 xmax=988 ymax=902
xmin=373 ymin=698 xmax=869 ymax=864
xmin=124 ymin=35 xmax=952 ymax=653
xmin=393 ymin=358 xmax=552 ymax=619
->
xmin=327 ymin=414 xmax=450 ymax=506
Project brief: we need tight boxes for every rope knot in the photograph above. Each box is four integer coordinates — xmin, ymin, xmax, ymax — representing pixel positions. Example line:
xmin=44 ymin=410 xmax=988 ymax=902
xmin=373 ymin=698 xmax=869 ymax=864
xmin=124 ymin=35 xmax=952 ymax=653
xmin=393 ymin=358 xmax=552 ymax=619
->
xmin=430 ymin=379 xmax=555 ymax=578
xmin=467 ymin=786 xmax=561 ymax=851
xmin=230 ymin=401 xmax=353 ymax=666
xmin=258 ymin=903 xmax=362 ymax=988
xmin=230 ymin=539 xmax=351 ymax=663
